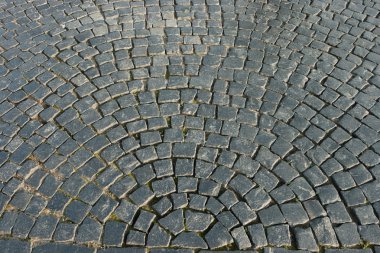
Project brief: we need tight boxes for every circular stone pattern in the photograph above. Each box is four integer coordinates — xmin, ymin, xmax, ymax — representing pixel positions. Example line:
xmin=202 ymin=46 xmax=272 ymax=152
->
xmin=0 ymin=0 xmax=380 ymax=252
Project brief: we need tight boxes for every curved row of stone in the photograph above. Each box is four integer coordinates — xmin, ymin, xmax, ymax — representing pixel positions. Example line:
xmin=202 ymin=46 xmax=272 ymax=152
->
xmin=0 ymin=0 xmax=380 ymax=251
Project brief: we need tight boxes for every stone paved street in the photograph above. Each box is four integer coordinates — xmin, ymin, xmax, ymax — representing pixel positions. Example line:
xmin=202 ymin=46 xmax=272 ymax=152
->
xmin=0 ymin=0 xmax=380 ymax=252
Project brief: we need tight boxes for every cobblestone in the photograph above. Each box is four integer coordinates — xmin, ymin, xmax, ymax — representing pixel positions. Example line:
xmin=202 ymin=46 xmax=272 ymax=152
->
xmin=0 ymin=0 xmax=379 ymax=251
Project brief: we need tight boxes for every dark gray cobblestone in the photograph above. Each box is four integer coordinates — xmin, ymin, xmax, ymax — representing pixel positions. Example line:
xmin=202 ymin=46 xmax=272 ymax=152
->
xmin=0 ymin=0 xmax=380 ymax=251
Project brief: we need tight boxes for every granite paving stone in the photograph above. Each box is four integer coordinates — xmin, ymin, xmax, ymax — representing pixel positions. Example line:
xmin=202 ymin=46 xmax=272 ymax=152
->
xmin=311 ymin=217 xmax=340 ymax=247
xmin=102 ymin=221 xmax=128 ymax=247
xmin=294 ymin=227 xmax=319 ymax=252
xmin=53 ymin=222 xmax=77 ymax=242
xmin=0 ymin=0 xmax=379 ymax=251
xmin=185 ymin=210 xmax=214 ymax=232
xmin=0 ymin=239 xmax=31 ymax=253
xmin=75 ymin=217 xmax=102 ymax=244
xmin=334 ymin=223 xmax=362 ymax=247
xmin=205 ymin=223 xmax=234 ymax=250
xmin=172 ymin=232 xmax=208 ymax=249
xmin=266 ymin=224 xmax=291 ymax=247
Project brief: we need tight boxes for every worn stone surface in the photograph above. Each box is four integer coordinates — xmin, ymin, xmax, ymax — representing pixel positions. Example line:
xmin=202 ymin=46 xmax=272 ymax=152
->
xmin=0 ymin=0 xmax=379 ymax=251
xmin=0 ymin=239 xmax=31 ymax=253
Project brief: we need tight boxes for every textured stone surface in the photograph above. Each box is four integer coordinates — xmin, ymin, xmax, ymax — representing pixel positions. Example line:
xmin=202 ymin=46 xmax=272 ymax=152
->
xmin=0 ymin=0 xmax=379 ymax=251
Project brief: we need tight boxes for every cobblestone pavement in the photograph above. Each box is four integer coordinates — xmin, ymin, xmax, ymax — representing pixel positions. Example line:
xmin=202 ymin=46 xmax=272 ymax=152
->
xmin=0 ymin=0 xmax=380 ymax=252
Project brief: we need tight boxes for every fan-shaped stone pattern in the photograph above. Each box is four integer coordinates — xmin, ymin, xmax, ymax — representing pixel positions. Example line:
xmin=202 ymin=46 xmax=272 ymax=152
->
xmin=0 ymin=0 xmax=380 ymax=252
